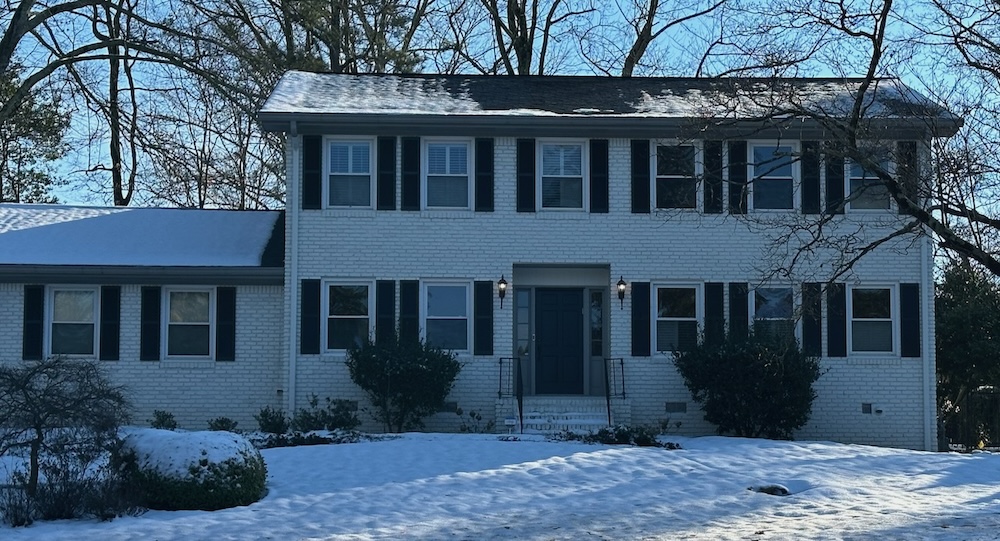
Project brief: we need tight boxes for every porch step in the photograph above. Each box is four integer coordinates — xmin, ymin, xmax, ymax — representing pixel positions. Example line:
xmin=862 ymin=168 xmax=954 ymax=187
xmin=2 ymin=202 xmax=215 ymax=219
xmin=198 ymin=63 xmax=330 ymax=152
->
xmin=520 ymin=397 xmax=613 ymax=434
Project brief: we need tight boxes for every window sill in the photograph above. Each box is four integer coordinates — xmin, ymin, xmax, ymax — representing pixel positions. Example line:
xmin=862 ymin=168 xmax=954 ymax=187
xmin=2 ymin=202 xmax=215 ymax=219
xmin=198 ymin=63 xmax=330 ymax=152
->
xmin=321 ymin=208 xmax=377 ymax=219
xmin=846 ymin=356 xmax=902 ymax=366
xmin=160 ymin=358 xmax=216 ymax=369
xmin=536 ymin=210 xmax=589 ymax=220
xmin=420 ymin=209 xmax=474 ymax=219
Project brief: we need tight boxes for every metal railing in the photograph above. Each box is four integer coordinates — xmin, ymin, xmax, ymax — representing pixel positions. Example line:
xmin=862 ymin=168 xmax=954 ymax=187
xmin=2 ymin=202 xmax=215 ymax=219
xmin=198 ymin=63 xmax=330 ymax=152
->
xmin=603 ymin=357 xmax=626 ymax=425
xmin=498 ymin=357 xmax=524 ymax=432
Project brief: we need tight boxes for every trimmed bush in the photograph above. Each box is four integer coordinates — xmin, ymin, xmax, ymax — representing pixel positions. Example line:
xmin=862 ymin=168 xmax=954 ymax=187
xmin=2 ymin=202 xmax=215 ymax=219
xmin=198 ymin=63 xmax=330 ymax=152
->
xmin=673 ymin=330 xmax=821 ymax=440
xmin=149 ymin=410 xmax=177 ymax=430
xmin=290 ymin=395 xmax=360 ymax=432
xmin=120 ymin=429 xmax=267 ymax=511
xmin=254 ymin=406 xmax=289 ymax=435
xmin=207 ymin=417 xmax=239 ymax=432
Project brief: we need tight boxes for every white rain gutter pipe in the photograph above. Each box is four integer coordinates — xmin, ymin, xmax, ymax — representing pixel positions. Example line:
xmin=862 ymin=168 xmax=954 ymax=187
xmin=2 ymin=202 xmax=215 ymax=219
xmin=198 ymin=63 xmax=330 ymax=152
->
xmin=286 ymin=124 xmax=300 ymax=414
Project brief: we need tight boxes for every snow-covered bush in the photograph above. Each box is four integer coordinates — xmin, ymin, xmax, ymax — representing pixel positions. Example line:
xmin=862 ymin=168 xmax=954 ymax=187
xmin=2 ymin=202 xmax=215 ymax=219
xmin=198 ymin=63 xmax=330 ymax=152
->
xmin=120 ymin=429 xmax=266 ymax=511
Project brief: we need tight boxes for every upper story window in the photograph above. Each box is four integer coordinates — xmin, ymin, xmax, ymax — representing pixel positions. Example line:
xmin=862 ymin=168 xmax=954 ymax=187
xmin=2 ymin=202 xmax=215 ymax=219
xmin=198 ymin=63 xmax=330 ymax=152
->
xmin=424 ymin=283 xmax=469 ymax=351
xmin=49 ymin=287 xmax=98 ymax=356
xmin=751 ymin=144 xmax=795 ymax=210
xmin=326 ymin=284 xmax=371 ymax=351
xmin=540 ymin=142 xmax=585 ymax=209
xmin=848 ymin=156 xmax=891 ymax=210
xmin=328 ymin=140 xmax=373 ymax=207
xmin=656 ymin=144 xmax=697 ymax=209
xmin=165 ymin=289 xmax=213 ymax=357
xmin=425 ymin=141 xmax=471 ymax=209
xmin=753 ymin=287 xmax=794 ymax=342
xmin=655 ymin=286 xmax=700 ymax=353
xmin=850 ymin=287 xmax=894 ymax=354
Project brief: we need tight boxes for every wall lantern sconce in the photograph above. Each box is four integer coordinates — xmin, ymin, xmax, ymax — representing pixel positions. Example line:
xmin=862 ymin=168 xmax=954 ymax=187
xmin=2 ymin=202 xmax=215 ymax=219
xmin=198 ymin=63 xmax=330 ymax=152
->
xmin=498 ymin=275 xmax=508 ymax=308
xmin=617 ymin=276 xmax=627 ymax=310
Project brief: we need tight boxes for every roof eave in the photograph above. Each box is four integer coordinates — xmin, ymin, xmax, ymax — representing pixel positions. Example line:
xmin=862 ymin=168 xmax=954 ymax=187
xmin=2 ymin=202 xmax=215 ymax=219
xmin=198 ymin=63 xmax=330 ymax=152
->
xmin=0 ymin=265 xmax=284 ymax=286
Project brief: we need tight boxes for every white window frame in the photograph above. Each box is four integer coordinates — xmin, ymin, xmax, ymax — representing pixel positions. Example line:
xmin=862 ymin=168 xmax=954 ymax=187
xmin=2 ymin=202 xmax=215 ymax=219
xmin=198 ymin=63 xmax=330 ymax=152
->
xmin=422 ymin=138 xmax=473 ymax=210
xmin=749 ymin=141 xmax=799 ymax=211
xmin=653 ymin=283 xmax=703 ymax=355
xmin=322 ymin=280 xmax=375 ymax=352
xmin=652 ymin=140 xmax=702 ymax=211
xmin=846 ymin=151 xmax=894 ymax=212
xmin=847 ymin=284 xmax=898 ymax=356
xmin=47 ymin=286 xmax=99 ymax=357
xmin=162 ymin=287 xmax=216 ymax=360
xmin=421 ymin=281 xmax=472 ymax=353
xmin=751 ymin=285 xmax=798 ymax=341
xmin=537 ymin=140 xmax=589 ymax=211
xmin=324 ymin=137 xmax=376 ymax=209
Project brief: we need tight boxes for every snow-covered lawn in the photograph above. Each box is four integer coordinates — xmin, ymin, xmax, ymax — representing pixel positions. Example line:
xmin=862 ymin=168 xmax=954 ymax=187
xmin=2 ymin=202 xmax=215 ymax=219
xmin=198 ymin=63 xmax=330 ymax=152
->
xmin=6 ymin=433 xmax=1000 ymax=540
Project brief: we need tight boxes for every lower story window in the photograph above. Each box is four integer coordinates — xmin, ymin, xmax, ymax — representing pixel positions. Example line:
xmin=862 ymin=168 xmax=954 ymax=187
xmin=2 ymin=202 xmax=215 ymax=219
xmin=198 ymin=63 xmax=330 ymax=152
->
xmin=656 ymin=286 xmax=698 ymax=352
xmin=425 ymin=284 xmax=469 ymax=351
xmin=166 ymin=290 xmax=212 ymax=357
xmin=327 ymin=284 xmax=370 ymax=350
xmin=753 ymin=287 xmax=794 ymax=342
xmin=851 ymin=287 xmax=893 ymax=353
xmin=50 ymin=288 xmax=97 ymax=355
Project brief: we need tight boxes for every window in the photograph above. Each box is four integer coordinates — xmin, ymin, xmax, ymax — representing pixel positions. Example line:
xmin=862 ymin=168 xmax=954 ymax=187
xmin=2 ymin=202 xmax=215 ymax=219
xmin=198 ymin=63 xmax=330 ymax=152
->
xmin=753 ymin=287 xmax=794 ymax=342
xmin=166 ymin=289 xmax=213 ymax=357
xmin=328 ymin=140 xmax=372 ymax=207
xmin=425 ymin=141 xmax=470 ymax=208
xmin=326 ymin=284 xmax=371 ymax=350
xmin=850 ymin=287 xmax=894 ymax=353
xmin=656 ymin=144 xmax=697 ymax=209
xmin=848 ymin=157 xmax=891 ymax=210
xmin=540 ymin=142 xmax=584 ymax=209
xmin=751 ymin=144 xmax=795 ymax=210
xmin=656 ymin=286 xmax=699 ymax=353
xmin=425 ymin=284 xmax=469 ymax=350
xmin=50 ymin=288 xmax=97 ymax=356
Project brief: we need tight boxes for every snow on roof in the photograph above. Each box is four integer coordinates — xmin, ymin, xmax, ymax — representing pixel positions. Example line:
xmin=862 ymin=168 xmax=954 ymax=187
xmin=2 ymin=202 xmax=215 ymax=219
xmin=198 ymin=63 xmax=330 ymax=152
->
xmin=0 ymin=204 xmax=282 ymax=267
xmin=260 ymin=71 xmax=956 ymax=121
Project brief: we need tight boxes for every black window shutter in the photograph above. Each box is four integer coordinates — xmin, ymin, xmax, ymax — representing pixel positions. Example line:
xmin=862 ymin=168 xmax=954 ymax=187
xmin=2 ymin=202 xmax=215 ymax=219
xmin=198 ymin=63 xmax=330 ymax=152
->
xmin=704 ymin=282 xmax=724 ymax=346
xmin=399 ymin=280 xmax=420 ymax=343
xmin=900 ymin=283 xmax=921 ymax=358
xmin=300 ymin=280 xmax=321 ymax=354
xmin=516 ymin=138 xmax=536 ymax=212
xmin=140 ymin=286 xmax=161 ymax=361
xmin=401 ymin=137 xmax=420 ymax=211
xmin=590 ymin=139 xmax=609 ymax=213
xmin=728 ymin=282 xmax=749 ymax=340
xmin=473 ymin=281 xmax=494 ymax=355
xmin=631 ymin=140 xmax=650 ymax=214
xmin=801 ymin=141 xmax=821 ymax=214
xmin=827 ymin=283 xmax=847 ymax=357
xmin=631 ymin=282 xmax=651 ymax=357
xmin=825 ymin=144 xmax=845 ymax=214
xmin=704 ymin=141 xmax=724 ymax=213
xmin=99 ymin=286 xmax=120 ymax=361
xmin=302 ymin=135 xmax=322 ymax=210
xmin=215 ymin=287 xmax=236 ymax=361
xmin=377 ymin=136 xmax=397 ymax=211
xmin=897 ymin=141 xmax=918 ymax=215
xmin=22 ymin=285 xmax=43 ymax=361
xmin=475 ymin=138 xmax=495 ymax=212
xmin=375 ymin=280 xmax=396 ymax=346
xmin=802 ymin=282 xmax=822 ymax=357
xmin=728 ymin=141 xmax=747 ymax=214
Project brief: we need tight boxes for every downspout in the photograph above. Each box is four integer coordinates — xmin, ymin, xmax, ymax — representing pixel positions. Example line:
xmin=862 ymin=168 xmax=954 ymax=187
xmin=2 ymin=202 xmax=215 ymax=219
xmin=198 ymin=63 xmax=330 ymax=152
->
xmin=286 ymin=122 xmax=300 ymax=415
xmin=921 ymin=228 xmax=934 ymax=451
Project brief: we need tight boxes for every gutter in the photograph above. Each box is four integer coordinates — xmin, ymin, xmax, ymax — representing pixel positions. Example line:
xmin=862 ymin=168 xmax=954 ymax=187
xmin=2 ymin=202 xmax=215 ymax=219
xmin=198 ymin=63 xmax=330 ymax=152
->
xmin=0 ymin=265 xmax=282 ymax=285
xmin=286 ymin=131 xmax=301 ymax=416
xmin=921 ymin=229 xmax=934 ymax=451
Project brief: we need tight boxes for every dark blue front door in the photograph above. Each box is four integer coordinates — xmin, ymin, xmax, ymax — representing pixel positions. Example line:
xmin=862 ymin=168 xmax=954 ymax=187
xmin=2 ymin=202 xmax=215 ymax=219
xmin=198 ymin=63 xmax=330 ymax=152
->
xmin=535 ymin=288 xmax=584 ymax=394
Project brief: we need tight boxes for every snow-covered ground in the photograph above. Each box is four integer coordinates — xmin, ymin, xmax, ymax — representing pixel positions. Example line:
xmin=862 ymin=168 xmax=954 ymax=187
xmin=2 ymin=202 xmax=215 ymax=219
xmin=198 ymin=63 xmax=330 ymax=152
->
xmin=6 ymin=433 xmax=1000 ymax=540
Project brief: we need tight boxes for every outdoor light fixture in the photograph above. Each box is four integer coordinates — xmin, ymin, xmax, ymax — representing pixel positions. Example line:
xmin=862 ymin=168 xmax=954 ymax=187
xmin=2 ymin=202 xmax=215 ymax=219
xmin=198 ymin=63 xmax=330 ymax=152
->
xmin=498 ymin=275 xmax=508 ymax=308
xmin=617 ymin=276 xmax=627 ymax=309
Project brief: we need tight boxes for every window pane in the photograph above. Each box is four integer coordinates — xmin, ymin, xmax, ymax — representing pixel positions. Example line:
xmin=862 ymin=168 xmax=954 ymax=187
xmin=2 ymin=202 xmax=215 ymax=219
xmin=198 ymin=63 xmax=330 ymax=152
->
xmin=330 ymin=144 xmax=350 ymax=173
xmin=541 ymin=177 xmax=583 ymax=208
xmin=328 ymin=318 xmax=369 ymax=350
xmin=51 ymin=323 xmax=94 ymax=355
xmin=656 ymin=320 xmax=698 ymax=352
xmin=329 ymin=175 xmax=371 ymax=206
xmin=542 ymin=146 xmax=562 ymax=175
xmin=426 ymin=319 xmax=468 ymax=350
xmin=427 ymin=176 xmax=469 ymax=207
xmin=168 ymin=325 xmax=210 ymax=356
xmin=561 ymin=146 xmax=582 ymax=176
xmin=850 ymin=178 xmax=890 ymax=209
xmin=657 ymin=146 xmax=695 ymax=176
xmin=170 ymin=292 xmax=210 ymax=323
xmin=428 ymin=145 xmax=448 ymax=175
xmin=657 ymin=288 xmax=696 ymax=318
xmin=755 ymin=288 xmax=793 ymax=319
xmin=852 ymin=321 xmax=893 ymax=352
xmin=542 ymin=144 xmax=581 ymax=176
xmin=329 ymin=286 xmax=368 ymax=316
xmin=449 ymin=145 xmax=468 ymax=174
xmin=754 ymin=319 xmax=796 ymax=344
xmin=754 ymin=146 xmax=793 ymax=177
xmin=754 ymin=178 xmax=793 ymax=209
xmin=853 ymin=289 xmax=891 ymax=318
xmin=427 ymin=286 xmax=467 ymax=317
xmin=656 ymin=177 xmax=697 ymax=209
xmin=53 ymin=290 xmax=94 ymax=322
xmin=350 ymin=144 xmax=370 ymax=174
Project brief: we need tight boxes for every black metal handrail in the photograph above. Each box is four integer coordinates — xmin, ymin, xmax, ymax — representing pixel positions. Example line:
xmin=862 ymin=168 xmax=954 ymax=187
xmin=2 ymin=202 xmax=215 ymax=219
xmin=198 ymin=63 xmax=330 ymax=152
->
xmin=603 ymin=357 xmax=626 ymax=425
xmin=497 ymin=357 xmax=525 ymax=432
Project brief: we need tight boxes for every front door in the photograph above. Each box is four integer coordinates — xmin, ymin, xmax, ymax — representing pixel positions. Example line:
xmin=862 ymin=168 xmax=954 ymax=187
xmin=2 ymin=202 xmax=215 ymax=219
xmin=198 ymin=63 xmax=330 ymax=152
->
xmin=534 ymin=288 xmax=584 ymax=394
